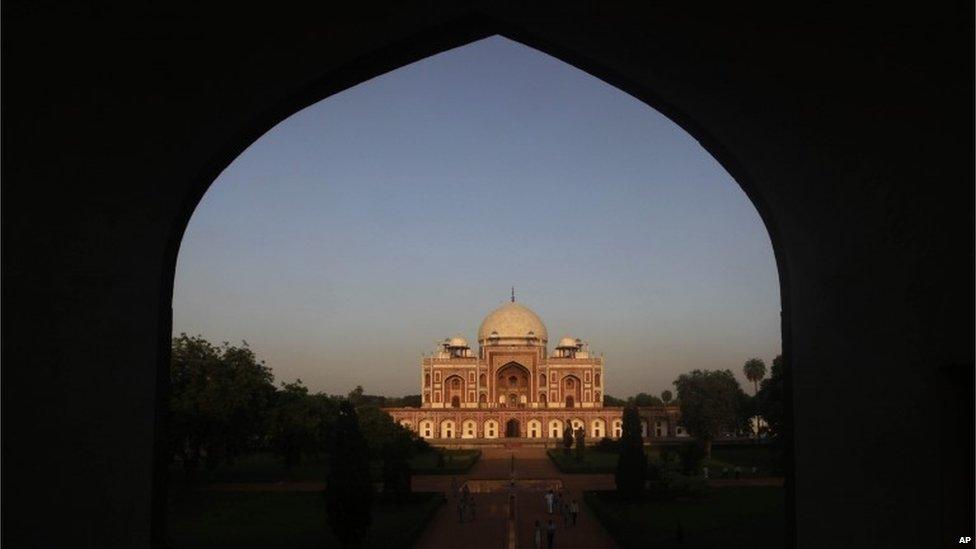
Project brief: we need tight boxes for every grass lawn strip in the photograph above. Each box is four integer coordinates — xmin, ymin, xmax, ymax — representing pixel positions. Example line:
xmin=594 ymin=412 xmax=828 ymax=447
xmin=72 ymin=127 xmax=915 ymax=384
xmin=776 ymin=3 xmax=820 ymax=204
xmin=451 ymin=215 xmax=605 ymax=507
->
xmin=170 ymin=449 xmax=481 ymax=484
xmin=168 ymin=490 xmax=444 ymax=548
xmin=585 ymin=487 xmax=785 ymax=549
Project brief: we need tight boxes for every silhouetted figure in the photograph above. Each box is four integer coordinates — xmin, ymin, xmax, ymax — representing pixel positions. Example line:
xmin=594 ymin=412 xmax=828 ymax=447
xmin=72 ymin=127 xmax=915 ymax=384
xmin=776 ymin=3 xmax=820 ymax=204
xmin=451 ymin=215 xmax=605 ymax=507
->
xmin=570 ymin=500 xmax=579 ymax=526
xmin=546 ymin=519 xmax=556 ymax=548
xmin=534 ymin=520 xmax=542 ymax=549
xmin=509 ymin=493 xmax=516 ymax=519
xmin=545 ymin=489 xmax=554 ymax=514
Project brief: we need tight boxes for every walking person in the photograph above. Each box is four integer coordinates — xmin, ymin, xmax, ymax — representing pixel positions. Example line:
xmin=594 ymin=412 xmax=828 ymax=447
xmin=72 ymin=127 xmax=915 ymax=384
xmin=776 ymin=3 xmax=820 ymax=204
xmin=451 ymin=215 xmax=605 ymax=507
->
xmin=546 ymin=519 xmax=556 ymax=549
xmin=561 ymin=499 xmax=569 ymax=526
xmin=534 ymin=520 xmax=542 ymax=549
xmin=545 ymin=489 xmax=554 ymax=514
xmin=570 ymin=500 xmax=579 ymax=527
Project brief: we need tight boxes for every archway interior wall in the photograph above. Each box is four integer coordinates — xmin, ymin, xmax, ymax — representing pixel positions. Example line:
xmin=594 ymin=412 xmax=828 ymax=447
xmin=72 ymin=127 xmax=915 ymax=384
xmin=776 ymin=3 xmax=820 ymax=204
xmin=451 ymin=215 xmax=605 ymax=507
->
xmin=4 ymin=6 xmax=966 ymax=548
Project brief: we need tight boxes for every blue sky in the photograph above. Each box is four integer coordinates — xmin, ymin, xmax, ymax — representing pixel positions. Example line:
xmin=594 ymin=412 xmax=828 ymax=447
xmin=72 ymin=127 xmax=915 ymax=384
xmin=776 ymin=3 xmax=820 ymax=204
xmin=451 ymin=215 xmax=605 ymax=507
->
xmin=173 ymin=36 xmax=781 ymax=397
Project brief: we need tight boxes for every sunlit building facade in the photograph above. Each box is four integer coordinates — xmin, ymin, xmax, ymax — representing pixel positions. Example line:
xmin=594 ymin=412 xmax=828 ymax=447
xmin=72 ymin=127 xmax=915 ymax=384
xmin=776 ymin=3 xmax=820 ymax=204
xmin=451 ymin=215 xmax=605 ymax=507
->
xmin=384 ymin=298 xmax=684 ymax=443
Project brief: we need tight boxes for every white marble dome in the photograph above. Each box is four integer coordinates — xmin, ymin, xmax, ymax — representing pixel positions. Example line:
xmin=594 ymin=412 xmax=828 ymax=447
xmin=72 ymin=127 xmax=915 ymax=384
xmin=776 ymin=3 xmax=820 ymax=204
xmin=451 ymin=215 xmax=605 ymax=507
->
xmin=477 ymin=302 xmax=548 ymax=343
xmin=557 ymin=337 xmax=579 ymax=348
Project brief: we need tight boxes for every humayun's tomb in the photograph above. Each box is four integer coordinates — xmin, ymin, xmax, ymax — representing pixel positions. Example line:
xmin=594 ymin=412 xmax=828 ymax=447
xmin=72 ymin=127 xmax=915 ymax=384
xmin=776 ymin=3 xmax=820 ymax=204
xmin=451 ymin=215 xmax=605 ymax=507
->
xmin=384 ymin=295 xmax=687 ymax=445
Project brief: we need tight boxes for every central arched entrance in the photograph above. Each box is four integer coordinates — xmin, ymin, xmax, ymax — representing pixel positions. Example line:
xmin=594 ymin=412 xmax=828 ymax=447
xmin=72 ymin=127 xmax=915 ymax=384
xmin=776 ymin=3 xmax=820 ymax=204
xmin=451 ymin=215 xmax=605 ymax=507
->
xmin=505 ymin=418 xmax=520 ymax=438
xmin=497 ymin=362 xmax=530 ymax=408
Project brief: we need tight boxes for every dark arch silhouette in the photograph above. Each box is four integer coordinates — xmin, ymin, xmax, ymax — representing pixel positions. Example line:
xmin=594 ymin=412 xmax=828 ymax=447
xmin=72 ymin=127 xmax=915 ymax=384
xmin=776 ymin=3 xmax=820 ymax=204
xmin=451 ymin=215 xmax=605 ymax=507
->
xmin=155 ymin=20 xmax=793 ymax=545
xmin=505 ymin=418 xmax=520 ymax=438
xmin=154 ymin=27 xmax=796 ymax=548
xmin=4 ymin=8 xmax=971 ymax=547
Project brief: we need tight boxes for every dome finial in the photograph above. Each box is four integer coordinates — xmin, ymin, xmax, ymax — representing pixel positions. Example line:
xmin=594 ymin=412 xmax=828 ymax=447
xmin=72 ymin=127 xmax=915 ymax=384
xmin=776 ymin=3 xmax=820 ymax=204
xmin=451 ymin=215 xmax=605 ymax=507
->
xmin=511 ymin=286 xmax=515 ymax=302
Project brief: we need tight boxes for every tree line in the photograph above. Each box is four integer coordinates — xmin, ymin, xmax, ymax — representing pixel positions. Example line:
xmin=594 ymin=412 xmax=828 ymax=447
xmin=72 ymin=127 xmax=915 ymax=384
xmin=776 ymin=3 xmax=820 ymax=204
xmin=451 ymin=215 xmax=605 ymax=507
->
xmin=167 ymin=334 xmax=427 ymax=478
xmin=602 ymin=355 xmax=784 ymax=457
xmin=611 ymin=355 xmax=787 ymax=501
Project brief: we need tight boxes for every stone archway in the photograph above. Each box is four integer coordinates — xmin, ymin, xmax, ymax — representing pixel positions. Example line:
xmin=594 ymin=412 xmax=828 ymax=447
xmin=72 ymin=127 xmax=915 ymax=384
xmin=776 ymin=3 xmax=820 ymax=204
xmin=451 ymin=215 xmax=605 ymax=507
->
xmin=6 ymin=7 xmax=965 ymax=547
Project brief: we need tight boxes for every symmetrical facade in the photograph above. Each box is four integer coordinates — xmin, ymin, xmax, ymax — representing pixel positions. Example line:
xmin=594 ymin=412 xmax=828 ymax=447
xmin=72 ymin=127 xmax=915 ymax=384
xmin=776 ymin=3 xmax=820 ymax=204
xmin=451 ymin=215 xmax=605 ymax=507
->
xmin=384 ymin=298 xmax=685 ymax=442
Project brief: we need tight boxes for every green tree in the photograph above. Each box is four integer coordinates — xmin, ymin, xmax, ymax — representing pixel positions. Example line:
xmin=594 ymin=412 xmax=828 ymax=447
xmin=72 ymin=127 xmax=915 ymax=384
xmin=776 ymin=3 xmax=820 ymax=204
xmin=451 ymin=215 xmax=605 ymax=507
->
xmin=562 ymin=426 xmax=574 ymax=456
xmin=574 ymin=426 xmax=586 ymax=462
xmin=614 ymin=405 xmax=647 ymax=499
xmin=265 ymin=380 xmax=337 ymax=470
xmin=380 ymin=428 xmax=413 ymax=501
xmin=756 ymin=354 xmax=788 ymax=471
xmin=629 ymin=393 xmax=664 ymax=407
xmin=169 ymin=334 xmax=275 ymax=476
xmin=602 ymin=394 xmax=628 ymax=407
xmin=661 ymin=390 xmax=673 ymax=406
xmin=356 ymin=405 xmax=405 ymax=456
xmin=324 ymin=401 xmax=373 ymax=548
xmin=347 ymin=385 xmax=366 ymax=406
xmin=736 ymin=390 xmax=756 ymax=436
xmin=743 ymin=357 xmax=767 ymax=395
xmin=394 ymin=394 xmax=422 ymax=407
xmin=673 ymin=369 xmax=744 ymax=458
xmin=678 ymin=441 xmax=706 ymax=475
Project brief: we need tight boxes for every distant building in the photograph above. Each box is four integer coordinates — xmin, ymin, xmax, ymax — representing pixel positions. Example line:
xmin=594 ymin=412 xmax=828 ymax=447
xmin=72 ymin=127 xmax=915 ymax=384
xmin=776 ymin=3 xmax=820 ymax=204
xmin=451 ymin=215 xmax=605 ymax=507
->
xmin=383 ymin=297 xmax=684 ymax=443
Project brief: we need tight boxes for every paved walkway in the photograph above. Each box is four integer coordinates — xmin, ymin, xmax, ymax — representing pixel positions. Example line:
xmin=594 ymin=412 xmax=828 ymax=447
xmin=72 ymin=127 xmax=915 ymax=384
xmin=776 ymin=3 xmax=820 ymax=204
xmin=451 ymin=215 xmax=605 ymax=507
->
xmin=413 ymin=447 xmax=617 ymax=549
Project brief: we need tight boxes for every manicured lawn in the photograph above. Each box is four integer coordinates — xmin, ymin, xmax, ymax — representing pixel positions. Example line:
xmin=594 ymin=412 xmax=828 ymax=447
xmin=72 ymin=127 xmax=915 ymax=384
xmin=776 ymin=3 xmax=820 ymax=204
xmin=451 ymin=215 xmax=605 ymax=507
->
xmin=410 ymin=449 xmax=481 ymax=474
xmin=167 ymin=489 xmax=444 ymax=548
xmin=548 ymin=444 xmax=777 ymax=475
xmin=170 ymin=449 xmax=480 ymax=484
xmin=547 ymin=448 xmax=621 ymax=473
xmin=585 ymin=487 xmax=786 ymax=549
xmin=171 ymin=453 xmax=332 ymax=483
xmin=703 ymin=445 xmax=778 ymax=475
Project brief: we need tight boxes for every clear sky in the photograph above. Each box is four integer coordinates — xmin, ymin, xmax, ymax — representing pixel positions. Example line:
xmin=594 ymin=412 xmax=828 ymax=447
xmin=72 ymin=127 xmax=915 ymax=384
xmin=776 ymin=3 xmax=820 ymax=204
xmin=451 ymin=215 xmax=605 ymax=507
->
xmin=173 ymin=36 xmax=781 ymax=398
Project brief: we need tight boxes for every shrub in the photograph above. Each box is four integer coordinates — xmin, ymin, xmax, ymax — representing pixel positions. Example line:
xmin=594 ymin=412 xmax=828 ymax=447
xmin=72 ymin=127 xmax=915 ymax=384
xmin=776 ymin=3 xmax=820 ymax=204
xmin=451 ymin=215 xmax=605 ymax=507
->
xmin=575 ymin=428 xmax=586 ymax=462
xmin=324 ymin=401 xmax=372 ymax=548
xmin=562 ymin=426 xmax=574 ymax=456
xmin=678 ymin=442 xmax=706 ymax=475
xmin=662 ymin=471 xmax=708 ymax=498
xmin=614 ymin=405 xmax=646 ymax=500
xmin=593 ymin=437 xmax=619 ymax=453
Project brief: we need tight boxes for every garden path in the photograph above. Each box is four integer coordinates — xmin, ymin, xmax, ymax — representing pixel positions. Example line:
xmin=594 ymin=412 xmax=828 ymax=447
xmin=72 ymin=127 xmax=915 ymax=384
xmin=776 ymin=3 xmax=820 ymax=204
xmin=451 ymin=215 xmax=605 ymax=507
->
xmin=413 ymin=447 xmax=617 ymax=549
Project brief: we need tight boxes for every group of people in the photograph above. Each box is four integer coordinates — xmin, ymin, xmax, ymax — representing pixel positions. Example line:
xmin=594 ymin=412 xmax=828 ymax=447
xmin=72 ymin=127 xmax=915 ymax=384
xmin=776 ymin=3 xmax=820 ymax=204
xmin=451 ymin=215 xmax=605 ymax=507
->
xmin=534 ymin=519 xmax=557 ymax=549
xmin=451 ymin=477 xmax=476 ymax=522
xmin=543 ymin=489 xmax=579 ymax=527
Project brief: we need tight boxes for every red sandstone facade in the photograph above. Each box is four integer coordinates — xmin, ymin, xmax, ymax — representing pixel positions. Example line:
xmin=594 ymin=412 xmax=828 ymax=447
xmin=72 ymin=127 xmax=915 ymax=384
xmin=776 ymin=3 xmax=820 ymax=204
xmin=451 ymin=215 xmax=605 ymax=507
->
xmin=383 ymin=298 xmax=685 ymax=443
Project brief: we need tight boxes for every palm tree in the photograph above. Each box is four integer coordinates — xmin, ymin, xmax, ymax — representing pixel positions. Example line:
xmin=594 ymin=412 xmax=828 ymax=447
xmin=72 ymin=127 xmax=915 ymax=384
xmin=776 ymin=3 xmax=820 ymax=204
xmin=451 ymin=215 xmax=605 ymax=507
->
xmin=743 ymin=358 xmax=767 ymax=395
xmin=743 ymin=357 xmax=768 ymax=439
